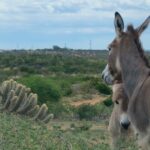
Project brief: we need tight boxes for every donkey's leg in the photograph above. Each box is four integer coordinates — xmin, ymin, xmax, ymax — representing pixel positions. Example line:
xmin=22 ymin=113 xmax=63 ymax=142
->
xmin=108 ymin=108 xmax=121 ymax=150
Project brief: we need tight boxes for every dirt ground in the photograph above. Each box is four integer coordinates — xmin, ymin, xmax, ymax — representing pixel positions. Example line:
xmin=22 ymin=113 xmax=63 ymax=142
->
xmin=70 ymin=94 xmax=108 ymax=107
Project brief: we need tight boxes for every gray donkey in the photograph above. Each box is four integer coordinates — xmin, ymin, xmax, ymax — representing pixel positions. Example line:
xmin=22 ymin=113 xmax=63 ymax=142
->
xmin=103 ymin=12 xmax=150 ymax=150
xmin=102 ymin=65 xmax=131 ymax=149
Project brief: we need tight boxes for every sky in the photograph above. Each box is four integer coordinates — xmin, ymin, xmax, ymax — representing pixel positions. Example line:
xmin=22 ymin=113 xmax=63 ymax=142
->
xmin=0 ymin=0 xmax=149 ymax=50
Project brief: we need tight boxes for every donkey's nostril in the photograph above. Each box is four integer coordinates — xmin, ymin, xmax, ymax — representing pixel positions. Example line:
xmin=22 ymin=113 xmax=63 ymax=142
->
xmin=121 ymin=122 xmax=130 ymax=130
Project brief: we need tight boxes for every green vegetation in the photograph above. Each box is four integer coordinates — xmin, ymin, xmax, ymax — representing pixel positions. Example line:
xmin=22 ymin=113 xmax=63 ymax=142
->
xmin=0 ymin=79 xmax=53 ymax=123
xmin=78 ymin=105 xmax=99 ymax=120
xmin=0 ymin=50 xmax=107 ymax=82
xmin=0 ymin=50 xmax=139 ymax=149
xmin=0 ymin=112 xmax=137 ymax=150
xmin=96 ymin=83 xmax=112 ymax=95
xmin=18 ymin=76 xmax=61 ymax=103
xmin=103 ymin=97 xmax=113 ymax=107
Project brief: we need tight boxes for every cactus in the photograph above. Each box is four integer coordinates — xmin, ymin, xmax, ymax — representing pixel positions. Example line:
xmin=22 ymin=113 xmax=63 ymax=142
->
xmin=33 ymin=104 xmax=48 ymax=120
xmin=26 ymin=105 xmax=40 ymax=117
xmin=8 ymin=96 xmax=19 ymax=112
xmin=3 ymin=90 xmax=15 ymax=109
xmin=0 ymin=79 xmax=53 ymax=123
xmin=42 ymin=114 xmax=54 ymax=123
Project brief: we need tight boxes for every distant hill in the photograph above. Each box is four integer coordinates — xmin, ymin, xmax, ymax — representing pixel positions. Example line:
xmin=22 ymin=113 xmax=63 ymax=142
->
xmin=0 ymin=48 xmax=108 ymax=59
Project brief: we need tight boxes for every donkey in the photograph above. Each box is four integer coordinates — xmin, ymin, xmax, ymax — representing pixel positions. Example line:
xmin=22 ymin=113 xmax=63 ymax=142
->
xmin=106 ymin=12 xmax=150 ymax=149
xmin=102 ymin=65 xmax=131 ymax=149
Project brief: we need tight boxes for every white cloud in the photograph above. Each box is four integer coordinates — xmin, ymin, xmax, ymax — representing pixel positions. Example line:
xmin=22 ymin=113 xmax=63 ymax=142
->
xmin=0 ymin=0 xmax=149 ymax=49
xmin=33 ymin=26 xmax=114 ymax=35
xmin=0 ymin=0 xmax=149 ymax=20
xmin=0 ymin=0 xmax=149 ymax=33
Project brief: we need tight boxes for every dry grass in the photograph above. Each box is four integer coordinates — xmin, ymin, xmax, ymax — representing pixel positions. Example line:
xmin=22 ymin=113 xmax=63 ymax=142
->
xmin=0 ymin=111 xmax=138 ymax=150
xmin=69 ymin=94 xmax=108 ymax=107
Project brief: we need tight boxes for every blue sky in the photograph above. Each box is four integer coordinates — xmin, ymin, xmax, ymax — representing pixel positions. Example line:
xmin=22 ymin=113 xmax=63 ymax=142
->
xmin=0 ymin=0 xmax=149 ymax=50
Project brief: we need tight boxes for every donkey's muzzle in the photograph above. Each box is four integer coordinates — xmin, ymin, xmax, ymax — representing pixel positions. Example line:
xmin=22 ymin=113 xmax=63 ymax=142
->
xmin=121 ymin=122 xmax=130 ymax=130
xmin=101 ymin=74 xmax=113 ymax=85
xmin=101 ymin=65 xmax=113 ymax=85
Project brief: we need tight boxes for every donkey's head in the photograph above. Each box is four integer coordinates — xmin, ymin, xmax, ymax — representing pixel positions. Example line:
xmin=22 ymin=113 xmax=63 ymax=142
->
xmin=108 ymin=12 xmax=150 ymax=79
xmin=102 ymin=65 xmax=130 ymax=130
xmin=112 ymin=83 xmax=130 ymax=130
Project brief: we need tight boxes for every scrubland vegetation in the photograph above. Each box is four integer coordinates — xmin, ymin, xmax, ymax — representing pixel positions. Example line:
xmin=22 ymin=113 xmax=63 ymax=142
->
xmin=0 ymin=49 xmax=142 ymax=149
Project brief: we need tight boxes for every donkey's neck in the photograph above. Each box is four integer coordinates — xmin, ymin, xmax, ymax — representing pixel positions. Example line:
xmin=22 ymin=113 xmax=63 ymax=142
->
xmin=120 ymin=42 xmax=149 ymax=98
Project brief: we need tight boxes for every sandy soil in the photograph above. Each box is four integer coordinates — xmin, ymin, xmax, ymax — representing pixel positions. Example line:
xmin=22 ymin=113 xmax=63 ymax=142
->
xmin=70 ymin=95 xmax=108 ymax=107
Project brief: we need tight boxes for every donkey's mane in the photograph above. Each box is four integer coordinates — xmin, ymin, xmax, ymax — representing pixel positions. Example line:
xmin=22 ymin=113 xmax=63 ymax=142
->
xmin=127 ymin=25 xmax=150 ymax=68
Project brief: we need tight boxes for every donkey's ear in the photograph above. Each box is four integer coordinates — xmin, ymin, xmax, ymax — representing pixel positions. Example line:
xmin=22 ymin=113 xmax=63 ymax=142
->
xmin=114 ymin=12 xmax=124 ymax=36
xmin=136 ymin=16 xmax=150 ymax=36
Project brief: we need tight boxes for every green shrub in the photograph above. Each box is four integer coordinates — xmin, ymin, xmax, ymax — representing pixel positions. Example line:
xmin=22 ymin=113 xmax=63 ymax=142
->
xmin=96 ymin=83 xmax=112 ymax=95
xmin=103 ymin=97 xmax=113 ymax=107
xmin=94 ymin=102 xmax=113 ymax=117
xmin=19 ymin=66 xmax=36 ymax=74
xmin=70 ymin=123 xmax=76 ymax=128
xmin=47 ymin=102 xmax=74 ymax=118
xmin=78 ymin=105 xmax=98 ymax=120
xmin=59 ymin=81 xmax=72 ymax=96
xmin=90 ymin=77 xmax=111 ymax=94
xmin=53 ymin=124 xmax=61 ymax=130
xmin=18 ymin=76 xmax=61 ymax=103
xmin=78 ymin=121 xmax=92 ymax=131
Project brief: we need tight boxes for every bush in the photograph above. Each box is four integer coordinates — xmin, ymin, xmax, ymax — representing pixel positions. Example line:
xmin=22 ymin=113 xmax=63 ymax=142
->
xmin=59 ymin=81 xmax=72 ymax=96
xmin=47 ymin=102 xmax=74 ymax=118
xmin=18 ymin=76 xmax=61 ymax=103
xmin=96 ymin=83 xmax=112 ymax=95
xmin=78 ymin=121 xmax=92 ymax=131
xmin=70 ymin=123 xmax=76 ymax=128
xmin=90 ymin=77 xmax=111 ymax=94
xmin=103 ymin=97 xmax=113 ymax=107
xmin=53 ymin=124 xmax=61 ymax=130
xmin=94 ymin=103 xmax=113 ymax=118
xmin=78 ymin=105 xmax=98 ymax=120
xmin=19 ymin=66 xmax=36 ymax=74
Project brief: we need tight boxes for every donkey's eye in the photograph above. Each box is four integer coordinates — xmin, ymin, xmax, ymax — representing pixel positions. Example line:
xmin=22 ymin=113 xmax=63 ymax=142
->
xmin=115 ymin=101 xmax=119 ymax=104
xmin=108 ymin=47 xmax=111 ymax=51
xmin=107 ymin=46 xmax=111 ymax=51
